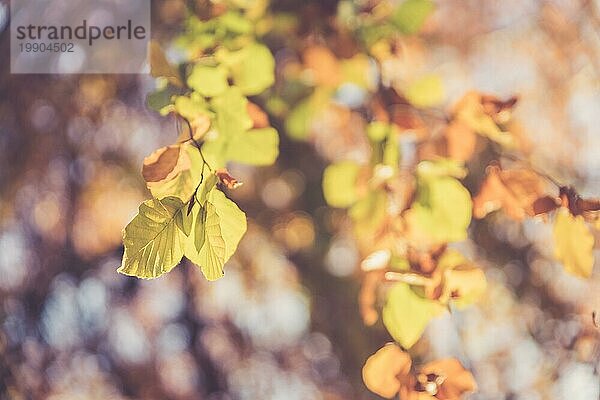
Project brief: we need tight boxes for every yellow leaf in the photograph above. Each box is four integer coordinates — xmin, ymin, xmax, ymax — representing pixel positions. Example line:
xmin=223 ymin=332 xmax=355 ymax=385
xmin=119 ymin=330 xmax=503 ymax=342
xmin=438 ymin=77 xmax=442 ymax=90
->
xmin=119 ymin=197 xmax=188 ymax=279
xmin=187 ymin=65 xmax=229 ymax=97
xmin=322 ymin=161 xmax=362 ymax=208
xmin=404 ymin=75 xmax=444 ymax=108
xmin=226 ymin=127 xmax=279 ymax=166
xmin=553 ymin=208 xmax=595 ymax=278
xmin=226 ymin=43 xmax=275 ymax=96
xmin=185 ymin=189 xmax=247 ymax=281
xmin=405 ymin=176 xmax=472 ymax=245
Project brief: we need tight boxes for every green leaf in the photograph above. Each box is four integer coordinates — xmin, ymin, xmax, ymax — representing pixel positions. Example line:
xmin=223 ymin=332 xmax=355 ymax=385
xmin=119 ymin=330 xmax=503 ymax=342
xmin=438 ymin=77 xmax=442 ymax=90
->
xmin=553 ymin=208 xmax=595 ymax=278
xmin=406 ymin=176 xmax=472 ymax=244
xmin=391 ymin=0 xmax=435 ymax=35
xmin=285 ymin=98 xmax=315 ymax=140
xmin=226 ymin=127 xmax=279 ymax=166
xmin=323 ymin=161 xmax=361 ymax=208
xmin=212 ymin=87 xmax=253 ymax=138
xmin=185 ymin=189 xmax=247 ymax=281
xmin=225 ymin=43 xmax=275 ymax=96
xmin=218 ymin=11 xmax=253 ymax=35
xmin=174 ymin=92 xmax=210 ymax=121
xmin=119 ymin=197 xmax=188 ymax=279
xmin=404 ymin=74 xmax=444 ymax=108
xmin=285 ymin=89 xmax=331 ymax=140
xmin=196 ymin=172 xmax=219 ymax=206
xmin=147 ymin=85 xmax=180 ymax=115
xmin=194 ymin=201 xmax=226 ymax=280
xmin=382 ymin=282 xmax=445 ymax=349
xmin=192 ymin=205 xmax=207 ymax=252
xmin=187 ymin=65 xmax=229 ymax=97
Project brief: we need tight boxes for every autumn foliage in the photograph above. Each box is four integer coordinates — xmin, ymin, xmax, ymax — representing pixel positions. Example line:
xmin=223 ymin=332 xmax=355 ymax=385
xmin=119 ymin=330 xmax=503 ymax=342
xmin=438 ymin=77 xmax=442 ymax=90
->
xmin=118 ymin=0 xmax=600 ymax=398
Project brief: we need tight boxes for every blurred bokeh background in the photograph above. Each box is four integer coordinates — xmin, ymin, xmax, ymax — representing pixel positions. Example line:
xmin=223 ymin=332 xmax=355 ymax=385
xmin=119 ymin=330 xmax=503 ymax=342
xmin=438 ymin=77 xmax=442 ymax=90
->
xmin=0 ymin=0 xmax=599 ymax=399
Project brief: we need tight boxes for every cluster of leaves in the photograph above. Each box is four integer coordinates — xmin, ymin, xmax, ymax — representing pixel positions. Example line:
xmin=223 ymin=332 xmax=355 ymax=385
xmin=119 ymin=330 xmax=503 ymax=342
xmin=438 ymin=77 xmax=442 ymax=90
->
xmin=293 ymin=2 xmax=599 ymax=398
xmin=320 ymin=88 xmax=598 ymax=397
xmin=120 ymin=2 xmax=278 ymax=281
xmin=362 ymin=344 xmax=476 ymax=400
xmin=119 ymin=0 xmax=599 ymax=398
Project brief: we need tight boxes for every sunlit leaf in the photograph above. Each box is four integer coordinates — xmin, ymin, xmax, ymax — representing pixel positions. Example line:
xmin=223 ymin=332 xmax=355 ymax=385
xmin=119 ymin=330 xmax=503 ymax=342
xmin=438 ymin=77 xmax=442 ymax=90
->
xmin=553 ymin=208 xmax=595 ymax=278
xmin=391 ymin=0 xmax=435 ymax=35
xmin=383 ymin=282 xmax=445 ymax=349
xmin=225 ymin=43 xmax=275 ymax=95
xmin=185 ymin=189 xmax=247 ymax=280
xmin=142 ymin=143 xmax=203 ymax=201
xmin=212 ymin=87 xmax=253 ymax=138
xmin=406 ymin=176 xmax=472 ymax=244
xmin=285 ymin=89 xmax=331 ymax=140
xmin=187 ymin=65 xmax=229 ymax=97
xmin=437 ymin=250 xmax=487 ymax=308
xmin=340 ymin=54 xmax=377 ymax=91
xmin=362 ymin=344 xmax=412 ymax=399
xmin=119 ymin=197 xmax=188 ymax=279
xmin=323 ymin=161 xmax=362 ymax=208
xmin=404 ymin=74 xmax=444 ymax=108
xmin=173 ymin=93 xmax=212 ymax=141
xmin=226 ymin=127 xmax=279 ymax=166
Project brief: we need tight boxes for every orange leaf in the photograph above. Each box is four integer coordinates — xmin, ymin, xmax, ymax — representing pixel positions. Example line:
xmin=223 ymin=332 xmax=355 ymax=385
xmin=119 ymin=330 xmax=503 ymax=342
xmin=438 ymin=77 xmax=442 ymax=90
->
xmin=362 ymin=344 xmax=412 ymax=399
xmin=303 ymin=46 xmax=341 ymax=87
xmin=247 ymin=102 xmax=270 ymax=129
xmin=419 ymin=359 xmax=477 ymax=400
xmin=444 ymin=121 xmax=477 ymax=162
xmin=473 ymin=166 xmax=549 ymax=221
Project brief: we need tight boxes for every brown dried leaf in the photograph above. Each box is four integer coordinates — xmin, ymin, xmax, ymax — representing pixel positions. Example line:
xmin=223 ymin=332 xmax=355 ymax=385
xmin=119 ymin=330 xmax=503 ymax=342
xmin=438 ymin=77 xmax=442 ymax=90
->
xmin=149 ymin=40 xmax=183 ymax=87
xmin=417 ymin=359 xmax=477 ymax=400
xmin=216 ymin=168 xmax=243 ymax=189
xmin=473 ymin=166 xmax=548 ymax=221
xmin=142 ymin=145 xmax=182 ymax=183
